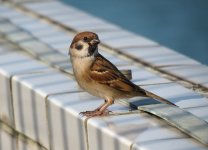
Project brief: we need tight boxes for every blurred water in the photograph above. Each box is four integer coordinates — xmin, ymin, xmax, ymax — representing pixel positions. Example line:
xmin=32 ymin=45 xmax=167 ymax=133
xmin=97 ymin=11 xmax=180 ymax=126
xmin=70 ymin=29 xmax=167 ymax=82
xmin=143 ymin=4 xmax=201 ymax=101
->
xmin=62 ymin=0 xmax=208 ymax=65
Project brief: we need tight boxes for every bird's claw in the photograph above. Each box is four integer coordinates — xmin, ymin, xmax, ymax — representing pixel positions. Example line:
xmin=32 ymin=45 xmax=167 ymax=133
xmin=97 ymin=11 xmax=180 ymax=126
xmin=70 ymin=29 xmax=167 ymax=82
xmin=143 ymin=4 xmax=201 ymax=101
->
xmin=79 ymin=109 xmax=110 ymax=117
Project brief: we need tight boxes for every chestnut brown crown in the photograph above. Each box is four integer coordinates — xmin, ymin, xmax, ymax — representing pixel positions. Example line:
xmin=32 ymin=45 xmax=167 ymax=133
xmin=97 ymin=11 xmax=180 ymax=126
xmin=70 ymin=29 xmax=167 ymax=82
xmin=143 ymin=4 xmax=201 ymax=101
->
xmin=70 ymin=31 xmax=99 ymax=48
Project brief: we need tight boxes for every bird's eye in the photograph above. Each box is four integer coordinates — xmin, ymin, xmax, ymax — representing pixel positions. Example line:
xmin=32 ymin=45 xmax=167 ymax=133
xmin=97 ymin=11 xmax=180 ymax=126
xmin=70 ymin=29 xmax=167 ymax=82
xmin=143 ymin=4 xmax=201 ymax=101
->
xmin=83 ymin=37 xmax=88 ymax=42
xmin=75 ymin=44 xmax=83 ymax=50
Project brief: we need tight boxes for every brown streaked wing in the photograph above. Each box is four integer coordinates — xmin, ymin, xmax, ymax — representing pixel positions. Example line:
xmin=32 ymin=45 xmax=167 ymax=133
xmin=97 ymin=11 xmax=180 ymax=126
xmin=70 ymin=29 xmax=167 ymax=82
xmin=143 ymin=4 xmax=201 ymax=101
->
xmin=89 ymin=54 xmax=138 ymax=92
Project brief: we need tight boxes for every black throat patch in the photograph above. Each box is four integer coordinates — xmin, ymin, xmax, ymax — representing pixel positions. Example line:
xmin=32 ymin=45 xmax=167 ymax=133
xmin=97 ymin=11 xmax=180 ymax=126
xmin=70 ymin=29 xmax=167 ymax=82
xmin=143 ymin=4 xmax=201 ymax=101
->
xmin=88 ymin=44 xmax=97 ymax=56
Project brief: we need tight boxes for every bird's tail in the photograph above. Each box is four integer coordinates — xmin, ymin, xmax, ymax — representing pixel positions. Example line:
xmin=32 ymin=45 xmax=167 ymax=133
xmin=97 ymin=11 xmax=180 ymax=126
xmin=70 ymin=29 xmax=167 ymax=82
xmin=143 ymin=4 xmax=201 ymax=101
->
xmin=144 ymin=90 xmax=176 ymax=106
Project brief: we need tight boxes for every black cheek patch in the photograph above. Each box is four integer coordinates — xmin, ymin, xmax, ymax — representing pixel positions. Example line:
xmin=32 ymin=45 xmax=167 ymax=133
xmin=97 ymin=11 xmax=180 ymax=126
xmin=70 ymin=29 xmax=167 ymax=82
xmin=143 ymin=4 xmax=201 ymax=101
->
xmin=75 ymin=44 xmax=83 ymax=50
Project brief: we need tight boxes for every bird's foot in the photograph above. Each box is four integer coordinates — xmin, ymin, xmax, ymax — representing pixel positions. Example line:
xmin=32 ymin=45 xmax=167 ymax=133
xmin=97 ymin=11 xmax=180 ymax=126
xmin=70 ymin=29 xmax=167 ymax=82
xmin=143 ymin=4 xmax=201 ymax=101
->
xmin=80 ymin=109 xmax=110 ymax=117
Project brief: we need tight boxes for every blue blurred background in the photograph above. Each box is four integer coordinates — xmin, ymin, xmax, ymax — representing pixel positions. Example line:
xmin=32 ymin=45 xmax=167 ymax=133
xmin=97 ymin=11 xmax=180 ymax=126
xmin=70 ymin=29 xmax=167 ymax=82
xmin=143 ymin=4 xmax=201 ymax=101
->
xmin=62 ymin=0 xmax=208 ymax=65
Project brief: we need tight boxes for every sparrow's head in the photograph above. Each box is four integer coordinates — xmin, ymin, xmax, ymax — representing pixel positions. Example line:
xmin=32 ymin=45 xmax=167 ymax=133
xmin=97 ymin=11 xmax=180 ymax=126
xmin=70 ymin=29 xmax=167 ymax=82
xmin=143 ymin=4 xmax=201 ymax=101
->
xmin=69 ymin=31 xmax=100 ymax=58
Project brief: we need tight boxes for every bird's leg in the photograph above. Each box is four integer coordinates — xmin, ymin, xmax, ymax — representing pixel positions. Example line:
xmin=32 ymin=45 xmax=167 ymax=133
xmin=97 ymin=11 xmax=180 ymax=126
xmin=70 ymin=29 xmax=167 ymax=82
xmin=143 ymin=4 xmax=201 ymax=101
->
xmin=94 ymin=99 xmax=108 ymax=111
xmin=80 ymin=99 xmax=114 ymax=117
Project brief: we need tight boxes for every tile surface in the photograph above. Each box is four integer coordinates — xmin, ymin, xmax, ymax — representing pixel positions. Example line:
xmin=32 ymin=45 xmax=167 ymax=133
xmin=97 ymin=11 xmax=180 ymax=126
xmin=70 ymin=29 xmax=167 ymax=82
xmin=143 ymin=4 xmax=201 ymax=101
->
xmin=162 ymin=65 xmax=208 ymax=88
xmin=0 ymin=128 xmax=17 ymax=150
xmin=120 ymin=46 xmax=200 ymax=66
xmin=48 ymin=92 xmax=131 ymax=150
xmin=12 ymin=70 xmax=78 ymax=148
xmin=0 ymin=52 xmax=48 ymax=126
xmin=87 ymin=112 xmax=207 ymax=150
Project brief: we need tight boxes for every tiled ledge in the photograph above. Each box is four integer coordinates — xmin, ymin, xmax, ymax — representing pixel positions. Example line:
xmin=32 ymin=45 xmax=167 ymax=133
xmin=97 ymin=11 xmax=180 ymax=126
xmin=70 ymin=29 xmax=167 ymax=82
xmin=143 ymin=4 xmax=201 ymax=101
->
xmin=13 ymin=0 xmax=208 ymax=92
xmin=1 ymin=1 xmax=208 ymax=150
xmin=1 ymin=36 xmax=208 ymax=150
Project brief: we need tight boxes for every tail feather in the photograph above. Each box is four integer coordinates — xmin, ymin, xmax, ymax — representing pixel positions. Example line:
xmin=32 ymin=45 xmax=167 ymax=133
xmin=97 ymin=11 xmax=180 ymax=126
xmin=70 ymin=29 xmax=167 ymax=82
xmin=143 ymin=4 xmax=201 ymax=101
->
xmin=144 ymin=90 xmax=176 ymax=106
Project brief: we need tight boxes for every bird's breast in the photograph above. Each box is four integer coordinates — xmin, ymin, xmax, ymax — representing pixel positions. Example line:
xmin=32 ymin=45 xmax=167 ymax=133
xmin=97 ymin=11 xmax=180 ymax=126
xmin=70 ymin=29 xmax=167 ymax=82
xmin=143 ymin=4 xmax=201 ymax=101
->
xmin=71 ymin=57 xmax=95 ymax=89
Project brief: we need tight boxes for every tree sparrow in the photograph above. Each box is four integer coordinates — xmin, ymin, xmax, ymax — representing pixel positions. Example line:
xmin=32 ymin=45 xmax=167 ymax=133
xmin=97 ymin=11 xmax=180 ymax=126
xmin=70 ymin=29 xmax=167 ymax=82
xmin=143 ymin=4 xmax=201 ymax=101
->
xmin=69 ymin=31 xmax=175 ymax=117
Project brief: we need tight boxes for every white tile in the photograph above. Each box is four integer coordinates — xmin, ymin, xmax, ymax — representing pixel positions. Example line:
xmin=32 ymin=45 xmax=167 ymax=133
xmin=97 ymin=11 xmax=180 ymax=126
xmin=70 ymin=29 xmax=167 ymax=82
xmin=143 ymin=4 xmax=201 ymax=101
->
xmin=0 ymin=5 xmax=9 ymax=12
xmin=0 ymin=52 xmax=48 ymax=126
xmin=128 ymin=82 xmax=208 ymax=122
xmin=98 ymin=51 xmax=131 ymax=67
xmin=87 ymin=112 xmax=207 ymax=150
xmin=162 ymin=65 xmax=208 ymax=88
xmin=39 ymin=33 xmax=71 ymax=45
xmin=98 ymin=30 xmax=133 ymax=41
xmin=9 ymin=16 xmax=35 ymax=25
xmin=0 ymin=9 xmax=23 ymax=19
xmin=116 ymin=65 xmax=171 ymax=85
xmin=176 ymin=97 xmax=208 ymax=109
xmin=0 ymin=124 xmax=46 ymax=150
xmin=132 ymin=138 xmax=207 ymax=150
xmin=11 ymin=39 xmax=72 ymax=72
xmin=185 ymin=105 xmax=208 ymax=122
xmin=50 ymin=42 xmax=71 ymax=55
xmin=0 ymin=128 xmax=17 ymax=150
xmin=24 ymin=1 xmax=73 ymax=13
xmin=63 ymin=16 xmax=101 ymax=27
xmin=138 ymin=83 xmax=198 ymax=105
xmin=12 ymin=70 xmax=78 ymax=149
xmin=6 ymin=31 xmax=32 ymax=43
xmin=15 ymin=20 xmax=49 ymax=32
xmin=120 ymin=46 xmax=200 ymax=66
xmin=39 ymin=52 xmax=71 ymax=68
xmin=104 ymin=34 xmax=157 ymax=48
xmin=138 ymin=104 xmax=208 ymax=146
xmin=46 ymin=12 xmax=86 ymax=22
xmin=47 ymin=92 xmax=131 ymax=150
xmin=26 ymin=7 xmax=73 ymax=16
xmin=0 ymin=21 xmax=18 ymax=34
xmin=30 ymin=25 xmax=60 ymax=37
xmin=18 ymin=136 xmax=47 ymax=150
xmin=0 ymin=43 xmax=18 ymax=54
xmin=76 ymin=21 xmax=119 ymax=32
xmin=19 ymin=40 xmax=53 ymax=55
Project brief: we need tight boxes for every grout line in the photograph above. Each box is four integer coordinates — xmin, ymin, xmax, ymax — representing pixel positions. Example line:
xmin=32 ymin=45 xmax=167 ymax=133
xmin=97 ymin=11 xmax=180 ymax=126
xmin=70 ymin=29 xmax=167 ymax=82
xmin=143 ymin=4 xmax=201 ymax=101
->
xmin=15 ymin=0 xmax=53 ymax=5
xmin=83 ymin=117 xmax=90 ymax=150
xmin=9 ymin=75 xmax=16 ymax=129
xmin=137 ymin=81 xmax=173 ymax=87
xmin=46 ymin=90 xmax=83 ymax=98
xmin=45 ymin=94 xmax=52 ymax=150
xmin=114 ymin=44 xmax=160 ymax=49
xmin=129 ymin=143 xmax=134 ymax=150
xmin=156 ymin=64 xmax=202 ymax=68
xmin=0 ymin=120 xmax=48 ymax=150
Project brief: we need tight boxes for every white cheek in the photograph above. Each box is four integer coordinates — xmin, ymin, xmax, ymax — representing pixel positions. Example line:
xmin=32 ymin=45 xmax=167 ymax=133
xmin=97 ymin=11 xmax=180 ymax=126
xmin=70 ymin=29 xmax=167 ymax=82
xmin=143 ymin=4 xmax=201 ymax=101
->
xmin=71 ymin=41 xmax=89 ymax=57
xmin=80 ymin=41 xmax=89 ymax=51
xmin=77 ymin=41 xmax=89 ymax=56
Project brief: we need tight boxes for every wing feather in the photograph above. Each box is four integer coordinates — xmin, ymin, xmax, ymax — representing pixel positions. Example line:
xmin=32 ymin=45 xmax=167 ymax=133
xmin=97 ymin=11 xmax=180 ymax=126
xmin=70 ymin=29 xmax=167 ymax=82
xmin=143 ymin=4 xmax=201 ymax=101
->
xmin=89 ymin=54 xmax=139 ymax=92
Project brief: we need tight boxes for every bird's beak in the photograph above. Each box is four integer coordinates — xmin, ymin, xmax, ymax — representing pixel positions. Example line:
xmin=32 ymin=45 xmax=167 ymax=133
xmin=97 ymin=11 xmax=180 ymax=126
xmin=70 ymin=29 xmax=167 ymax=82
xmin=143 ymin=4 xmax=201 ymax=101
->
xmin=91 ymin=39 xmax=100 ymax=45
xmin=88 ymin=39 xmax=100 ymax=55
